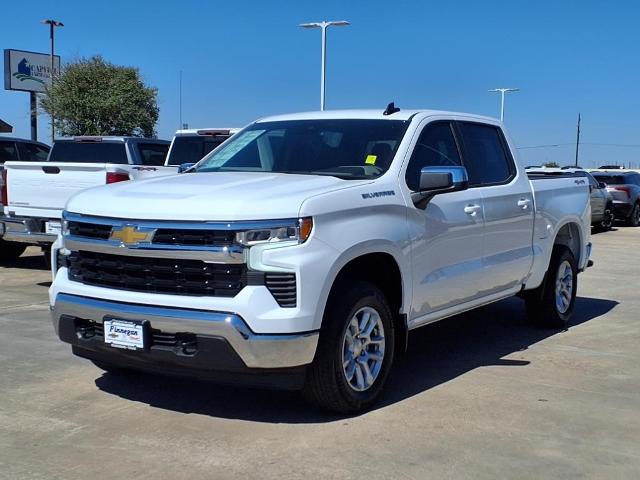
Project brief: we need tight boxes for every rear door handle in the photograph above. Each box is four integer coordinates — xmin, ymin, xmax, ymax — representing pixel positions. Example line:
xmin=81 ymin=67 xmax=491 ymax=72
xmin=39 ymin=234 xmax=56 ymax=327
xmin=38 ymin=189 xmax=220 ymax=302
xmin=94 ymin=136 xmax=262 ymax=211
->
xmin=464 ymin=204 xmax=482 ymax=216
xmin=517 ymin=198 xmax=531 ymax=209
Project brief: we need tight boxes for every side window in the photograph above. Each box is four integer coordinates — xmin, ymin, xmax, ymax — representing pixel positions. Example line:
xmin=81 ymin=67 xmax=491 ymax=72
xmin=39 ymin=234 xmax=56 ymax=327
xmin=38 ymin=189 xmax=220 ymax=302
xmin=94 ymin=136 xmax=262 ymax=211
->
xmin=17 ymin=142 xmax=49 ymax=162
xmin=586 ymin=174 xmax=599 ymax=189
xmin=0 ymin=141 xmax=19 ymax=163
xmin=458 ymin=123 xmax=514 ymax=186
xmin=405 ymin=122 xmax=461 ymax=191
xmin=137 ymin=143 xmax=169 ymax=166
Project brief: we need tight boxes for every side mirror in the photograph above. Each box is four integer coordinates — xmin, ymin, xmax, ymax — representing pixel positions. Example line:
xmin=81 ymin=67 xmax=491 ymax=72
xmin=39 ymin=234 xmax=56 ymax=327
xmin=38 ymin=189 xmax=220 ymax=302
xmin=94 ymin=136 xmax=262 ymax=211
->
xmin=419 ymin=166 xmax=469 ymax=195
xmin=598 ymin=182 xmax=607 ymax=189
xmin=178 ymin=162 xmax=196 ymax=173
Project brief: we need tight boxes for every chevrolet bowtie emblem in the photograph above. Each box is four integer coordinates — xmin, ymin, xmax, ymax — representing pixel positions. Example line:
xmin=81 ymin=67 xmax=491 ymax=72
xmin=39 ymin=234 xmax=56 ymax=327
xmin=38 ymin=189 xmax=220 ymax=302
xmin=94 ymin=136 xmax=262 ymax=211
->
xmin=109 ymin=225 xmax=155 ymax=245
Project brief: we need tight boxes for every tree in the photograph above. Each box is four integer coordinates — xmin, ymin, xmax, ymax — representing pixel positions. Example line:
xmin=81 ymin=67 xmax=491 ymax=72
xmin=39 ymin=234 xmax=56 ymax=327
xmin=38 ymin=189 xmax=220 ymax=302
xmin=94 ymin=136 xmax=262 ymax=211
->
xmin=41 ymin=56 xmax=159 ymax=137
xmin=543 ymin=161 xmax=560 ymax=168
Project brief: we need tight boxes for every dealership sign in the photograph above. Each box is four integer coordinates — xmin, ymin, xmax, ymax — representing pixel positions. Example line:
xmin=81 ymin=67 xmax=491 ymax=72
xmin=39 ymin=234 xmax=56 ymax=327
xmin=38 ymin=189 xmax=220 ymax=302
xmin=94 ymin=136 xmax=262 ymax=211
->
xmin=4 ymin=49 xmax=61 ymax=93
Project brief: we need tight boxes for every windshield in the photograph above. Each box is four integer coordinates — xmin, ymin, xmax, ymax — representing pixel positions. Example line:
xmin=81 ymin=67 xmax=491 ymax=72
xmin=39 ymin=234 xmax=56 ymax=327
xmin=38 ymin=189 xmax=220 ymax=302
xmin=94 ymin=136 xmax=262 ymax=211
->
xmin=194 ymin=119 xmax=409 ymax=179
xmin=167 ymin=136 xmax=229 ymax=166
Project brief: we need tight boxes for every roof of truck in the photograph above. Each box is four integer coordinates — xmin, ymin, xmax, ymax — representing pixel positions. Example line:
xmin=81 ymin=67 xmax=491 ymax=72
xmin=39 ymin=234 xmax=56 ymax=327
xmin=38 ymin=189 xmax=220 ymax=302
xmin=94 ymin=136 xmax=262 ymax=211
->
xmin=256 ymin=109 xmax=499 ymax=123
xmin=56 ymin=136 xmax=169 ymax=144
xmin=174 ymin=128 xmax=240 ymax=136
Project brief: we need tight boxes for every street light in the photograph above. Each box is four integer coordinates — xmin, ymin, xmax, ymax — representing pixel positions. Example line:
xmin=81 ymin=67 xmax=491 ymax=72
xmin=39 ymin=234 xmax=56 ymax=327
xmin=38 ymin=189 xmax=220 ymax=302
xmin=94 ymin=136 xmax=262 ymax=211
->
xmin=41 ymin=19 xmax=64 ymax=143
xmin=488 ymin=87 xmax=519 ymax=122
xmin=299 ymin=20 xmax=350 ymax=111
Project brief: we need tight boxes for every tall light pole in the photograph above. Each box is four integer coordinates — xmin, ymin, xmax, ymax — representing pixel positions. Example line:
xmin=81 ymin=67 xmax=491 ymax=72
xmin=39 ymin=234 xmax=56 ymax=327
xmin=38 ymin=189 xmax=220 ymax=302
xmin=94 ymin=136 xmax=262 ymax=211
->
xmin=488 ymin=87 xmax=519 ymax=122
xmin=41 ymin=19 xmax=64 ymax=143
xmin=299 ymin=20 xmax=350 ymax=111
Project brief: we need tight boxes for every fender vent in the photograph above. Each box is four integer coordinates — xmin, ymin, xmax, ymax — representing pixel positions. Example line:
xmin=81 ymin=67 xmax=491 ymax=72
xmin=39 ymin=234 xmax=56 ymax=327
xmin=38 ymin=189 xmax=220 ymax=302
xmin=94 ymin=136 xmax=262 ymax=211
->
xmin=265 ymin=273 xmax=297 ymax=308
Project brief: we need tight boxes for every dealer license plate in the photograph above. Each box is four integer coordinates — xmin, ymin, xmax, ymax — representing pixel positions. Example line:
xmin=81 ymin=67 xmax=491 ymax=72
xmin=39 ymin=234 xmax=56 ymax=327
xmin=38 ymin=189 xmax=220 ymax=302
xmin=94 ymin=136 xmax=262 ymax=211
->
xmin=45 ymin=221 xmax=62 ymax=235
xmin=103 ymin=319 xmax=145 ymax=350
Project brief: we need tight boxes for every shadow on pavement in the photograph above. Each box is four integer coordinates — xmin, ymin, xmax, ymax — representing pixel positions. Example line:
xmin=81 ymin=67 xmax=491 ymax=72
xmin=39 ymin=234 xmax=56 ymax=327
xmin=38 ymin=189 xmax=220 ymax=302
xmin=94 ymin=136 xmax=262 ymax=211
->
xmin=0 ymin=252 xmax=48 ymax=271
xmin=94 ymin=296 xmax=618 ymax=423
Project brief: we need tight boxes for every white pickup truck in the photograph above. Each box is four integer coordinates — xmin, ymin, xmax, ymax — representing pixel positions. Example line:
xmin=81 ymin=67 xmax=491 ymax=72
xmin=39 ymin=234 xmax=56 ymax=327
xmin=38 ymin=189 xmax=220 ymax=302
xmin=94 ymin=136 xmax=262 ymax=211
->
xmin=50 ymin=108 xmax=592 ymax=412
xmin=0 ymin=136 xmax=171 ymax=262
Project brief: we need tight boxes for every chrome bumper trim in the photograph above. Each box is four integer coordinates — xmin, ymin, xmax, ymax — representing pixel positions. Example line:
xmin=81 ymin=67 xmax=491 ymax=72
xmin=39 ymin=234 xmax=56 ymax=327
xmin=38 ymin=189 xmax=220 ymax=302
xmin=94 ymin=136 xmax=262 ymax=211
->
xmin=1 ymin=216 xmax=56 ymax=244
xmin=51 ymin=293 xmax=318 ymax=369
xmin=64 ymin=237 xmax=245 ymax=263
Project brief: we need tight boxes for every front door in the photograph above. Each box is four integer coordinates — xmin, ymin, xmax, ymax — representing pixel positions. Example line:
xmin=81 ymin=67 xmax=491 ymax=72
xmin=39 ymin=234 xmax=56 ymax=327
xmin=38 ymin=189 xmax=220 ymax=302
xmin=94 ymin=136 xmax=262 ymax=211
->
xmin=405 ymin=121 xmax=486 ymax=322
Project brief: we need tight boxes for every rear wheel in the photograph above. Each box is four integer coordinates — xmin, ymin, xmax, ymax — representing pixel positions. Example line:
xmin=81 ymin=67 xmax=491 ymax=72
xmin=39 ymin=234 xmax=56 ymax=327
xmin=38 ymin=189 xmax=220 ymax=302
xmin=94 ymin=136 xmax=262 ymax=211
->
xmin=303 ymin=281 xmax=395 ymax=413
xmin=525 ymin=246 xmax=577 ymax=328
xmin=0 ymin=239 xmax=27 ymax=261
xmin=599 ymin=205 xmax=614 ymax=231
xmin=626 ymin=203 xmax=640 ymax=227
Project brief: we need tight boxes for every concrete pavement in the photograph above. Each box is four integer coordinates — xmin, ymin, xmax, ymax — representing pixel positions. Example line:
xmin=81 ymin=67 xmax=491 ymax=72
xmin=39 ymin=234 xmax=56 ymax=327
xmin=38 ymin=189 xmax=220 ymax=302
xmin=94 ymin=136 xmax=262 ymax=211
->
xmin=0 ymin=227 xmax=639 ymax=479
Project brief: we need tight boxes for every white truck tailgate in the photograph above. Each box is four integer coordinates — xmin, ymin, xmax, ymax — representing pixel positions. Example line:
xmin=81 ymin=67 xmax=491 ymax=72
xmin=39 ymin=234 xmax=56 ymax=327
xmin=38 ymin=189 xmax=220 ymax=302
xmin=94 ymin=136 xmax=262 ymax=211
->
xmin=5 ymin=162 xmax=107 ymax=218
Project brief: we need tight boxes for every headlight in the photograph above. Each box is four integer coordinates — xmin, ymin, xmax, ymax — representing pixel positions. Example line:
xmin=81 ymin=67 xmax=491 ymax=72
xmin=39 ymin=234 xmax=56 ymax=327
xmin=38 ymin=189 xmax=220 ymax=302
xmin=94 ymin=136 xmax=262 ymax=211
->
xmin=235 ymin=217 xmax=313 ymax=246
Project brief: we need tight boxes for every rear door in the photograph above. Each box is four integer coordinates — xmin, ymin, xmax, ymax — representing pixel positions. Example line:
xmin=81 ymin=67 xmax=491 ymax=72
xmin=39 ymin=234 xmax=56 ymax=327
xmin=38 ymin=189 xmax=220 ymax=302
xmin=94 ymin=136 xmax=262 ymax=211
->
xmin=586 ymin=173 xmax=606 ymax=220
xmin=456 ymin=122 xmax=534 ymax=295
xmin=406 ymin=120 xmax=486 ymax=320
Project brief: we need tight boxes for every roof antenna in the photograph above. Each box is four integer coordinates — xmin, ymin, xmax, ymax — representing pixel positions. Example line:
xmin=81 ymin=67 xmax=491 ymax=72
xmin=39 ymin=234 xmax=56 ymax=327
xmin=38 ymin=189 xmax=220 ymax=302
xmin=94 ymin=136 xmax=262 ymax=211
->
xmin=383 ymin=102 xmax=400 ymax=116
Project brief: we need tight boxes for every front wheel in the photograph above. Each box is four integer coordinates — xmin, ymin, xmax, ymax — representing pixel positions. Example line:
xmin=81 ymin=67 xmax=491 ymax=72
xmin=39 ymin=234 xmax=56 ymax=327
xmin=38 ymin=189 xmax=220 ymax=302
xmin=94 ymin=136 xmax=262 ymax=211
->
xmin=525 ymin=246 xmax=577 ymax=328
xmin=303 ymin=281 xmax=395 ymax=413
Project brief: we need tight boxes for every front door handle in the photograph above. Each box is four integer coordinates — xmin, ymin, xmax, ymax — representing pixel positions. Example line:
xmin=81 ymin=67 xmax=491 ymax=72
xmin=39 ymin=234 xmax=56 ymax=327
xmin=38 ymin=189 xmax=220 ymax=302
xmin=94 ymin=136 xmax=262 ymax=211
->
xmin=517 ymin=198 xmax=531 ymax=209
xmin=464 ymin=204 xmax=482 ymax=216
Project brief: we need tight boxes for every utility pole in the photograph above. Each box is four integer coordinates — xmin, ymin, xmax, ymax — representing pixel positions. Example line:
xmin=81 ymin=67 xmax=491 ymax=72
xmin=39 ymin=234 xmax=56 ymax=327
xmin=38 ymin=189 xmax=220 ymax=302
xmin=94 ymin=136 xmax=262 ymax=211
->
xmin=41 ymin=19 xmax=64 ymax=144
xmin=488 ymin=87 xmax=519 ymax=121
xmin=299 ymin=20 xmax=350 ymax=111
xmin=179 ymin=70 xmax=183 ymax=129
xmin=575 ymin=113 xmax=581 ymax=167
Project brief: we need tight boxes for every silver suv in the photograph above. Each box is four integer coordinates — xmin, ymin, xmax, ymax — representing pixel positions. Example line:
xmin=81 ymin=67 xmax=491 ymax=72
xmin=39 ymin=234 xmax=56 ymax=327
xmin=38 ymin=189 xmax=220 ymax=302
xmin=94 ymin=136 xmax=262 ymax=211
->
xmin=591 ymin=171 xmax=640 ymax=226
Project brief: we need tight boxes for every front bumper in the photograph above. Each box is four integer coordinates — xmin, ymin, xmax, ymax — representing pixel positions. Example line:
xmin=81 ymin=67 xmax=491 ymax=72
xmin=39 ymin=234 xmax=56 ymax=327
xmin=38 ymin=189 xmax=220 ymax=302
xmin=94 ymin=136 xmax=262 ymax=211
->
xmin=51 ymin=293 xmax=319 ymax=388
xmin=1 ymin=215 xmax=57 ymax=243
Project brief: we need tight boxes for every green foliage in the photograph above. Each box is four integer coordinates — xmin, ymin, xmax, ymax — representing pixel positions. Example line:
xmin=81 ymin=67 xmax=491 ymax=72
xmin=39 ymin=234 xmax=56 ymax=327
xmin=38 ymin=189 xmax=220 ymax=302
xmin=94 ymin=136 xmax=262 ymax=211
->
xmin=40 ymin=56 xmax=159 ymax=137
xmin=543 ymin=161 xmax=560 ymax=168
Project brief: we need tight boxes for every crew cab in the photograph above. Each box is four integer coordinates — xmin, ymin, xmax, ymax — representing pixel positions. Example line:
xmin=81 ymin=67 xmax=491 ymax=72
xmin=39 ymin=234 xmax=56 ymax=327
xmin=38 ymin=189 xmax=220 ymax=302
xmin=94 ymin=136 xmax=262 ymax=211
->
xmin=1 ymin=136 xmax=171 ymax=263
xmin=49 ymin=109 xmax=591 ymax=412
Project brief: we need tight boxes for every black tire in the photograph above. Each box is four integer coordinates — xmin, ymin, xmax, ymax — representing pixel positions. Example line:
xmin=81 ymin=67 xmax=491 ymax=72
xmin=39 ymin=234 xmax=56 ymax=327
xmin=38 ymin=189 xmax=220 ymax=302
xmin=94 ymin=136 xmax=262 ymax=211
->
xmin=525 ymin=246 xmax=577 ymax=328
xmin=0 ymin=239 xmax=27 ymax=261
xmin=303 ymin=281 xmax=395 ymax=413
xmin=626 ymin=203 xmax=640 ymax=227
xmin=599 ymin=205 xmax=615 ymax=231
xmin=42 ymin=247 xmax=51 ymax=270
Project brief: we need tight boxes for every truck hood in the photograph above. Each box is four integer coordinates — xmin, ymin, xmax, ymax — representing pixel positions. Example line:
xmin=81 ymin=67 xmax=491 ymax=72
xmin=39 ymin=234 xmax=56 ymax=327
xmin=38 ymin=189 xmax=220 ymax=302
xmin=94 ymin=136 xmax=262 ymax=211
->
xmin=66 ymin=172 xmax=368 ymax=220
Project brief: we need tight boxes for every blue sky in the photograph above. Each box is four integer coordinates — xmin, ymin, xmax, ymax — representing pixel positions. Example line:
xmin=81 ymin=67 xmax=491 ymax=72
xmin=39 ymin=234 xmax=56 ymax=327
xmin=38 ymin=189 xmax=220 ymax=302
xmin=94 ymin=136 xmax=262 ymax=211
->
xmin=1 ymin=0 xmax=639 ymax=167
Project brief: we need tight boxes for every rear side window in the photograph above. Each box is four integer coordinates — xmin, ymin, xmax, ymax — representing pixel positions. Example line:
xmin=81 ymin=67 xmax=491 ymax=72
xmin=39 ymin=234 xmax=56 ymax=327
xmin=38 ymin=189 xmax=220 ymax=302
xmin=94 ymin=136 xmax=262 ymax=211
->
xmin=166 ymin=136 xmax=228 ymax=166
xmin=49 ymin=142 xmax=128 ymax=164
xmin=458 ymin=123 xmax=514 ymax=186
xmin=0 ymin=141 xmax=19 ymax=163
xmin=137 ymin=143 xmax=169 ymax=166
xmin=405 ymin=122 xmax=461 ymax=191
xmin=17 ymin=142 xmax=50 ymax=162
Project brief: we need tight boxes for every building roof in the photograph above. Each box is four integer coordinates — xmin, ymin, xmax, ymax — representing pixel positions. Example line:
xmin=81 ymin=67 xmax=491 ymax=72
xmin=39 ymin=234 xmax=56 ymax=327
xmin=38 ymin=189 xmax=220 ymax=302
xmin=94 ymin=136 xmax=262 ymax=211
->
xmin=0 ymin=118 xmax=13 ymax=133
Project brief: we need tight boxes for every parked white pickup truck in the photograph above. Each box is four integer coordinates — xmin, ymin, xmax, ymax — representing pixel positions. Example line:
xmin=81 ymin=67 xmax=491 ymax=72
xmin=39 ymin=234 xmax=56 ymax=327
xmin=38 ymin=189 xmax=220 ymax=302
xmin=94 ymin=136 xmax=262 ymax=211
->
xmin=164 ymin=128 xmax=239 ymax=169
xmin=50 ymin=108 xmax=592 ymax=412
xmin=1 ymin=136 xmax=171 ymax=263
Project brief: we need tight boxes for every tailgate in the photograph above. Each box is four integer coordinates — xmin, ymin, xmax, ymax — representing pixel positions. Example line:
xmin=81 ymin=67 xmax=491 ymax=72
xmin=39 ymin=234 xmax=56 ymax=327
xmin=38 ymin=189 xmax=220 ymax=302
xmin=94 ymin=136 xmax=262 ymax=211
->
xmin=5 ymin=162 xmax=107 ymax=217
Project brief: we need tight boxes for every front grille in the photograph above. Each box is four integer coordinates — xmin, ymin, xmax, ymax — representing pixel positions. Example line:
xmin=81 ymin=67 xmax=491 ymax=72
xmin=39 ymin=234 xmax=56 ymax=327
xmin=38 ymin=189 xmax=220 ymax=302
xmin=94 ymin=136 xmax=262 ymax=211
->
xmin=265 ymin=273 xmax=297 ymax=307
xmin=67 ymin=250 xmax=246 ymax=297
xmin=152 ymin=229 xmax=236 ymax=246
xmin=68 ymin=221 xmax=112 ymax=240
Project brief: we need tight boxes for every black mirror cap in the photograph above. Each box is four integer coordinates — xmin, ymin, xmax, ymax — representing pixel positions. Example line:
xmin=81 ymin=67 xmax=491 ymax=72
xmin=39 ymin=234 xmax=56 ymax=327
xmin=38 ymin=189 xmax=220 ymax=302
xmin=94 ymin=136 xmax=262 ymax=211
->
xmin=178 ymin=162 xmax=196 ymax=173
xmin=419 ymin=166 xmax=469 ymax=194
xmin=598 ymin=181 xmax=607 ymax=189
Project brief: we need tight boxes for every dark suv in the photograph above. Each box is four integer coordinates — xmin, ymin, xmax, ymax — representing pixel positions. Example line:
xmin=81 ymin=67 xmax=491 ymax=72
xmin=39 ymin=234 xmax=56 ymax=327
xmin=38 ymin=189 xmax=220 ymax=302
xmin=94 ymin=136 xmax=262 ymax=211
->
xmin=591 ymin=170 xmax=640 ymax=226
xmin=0 ymin=137 xmax=50 ymax=164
